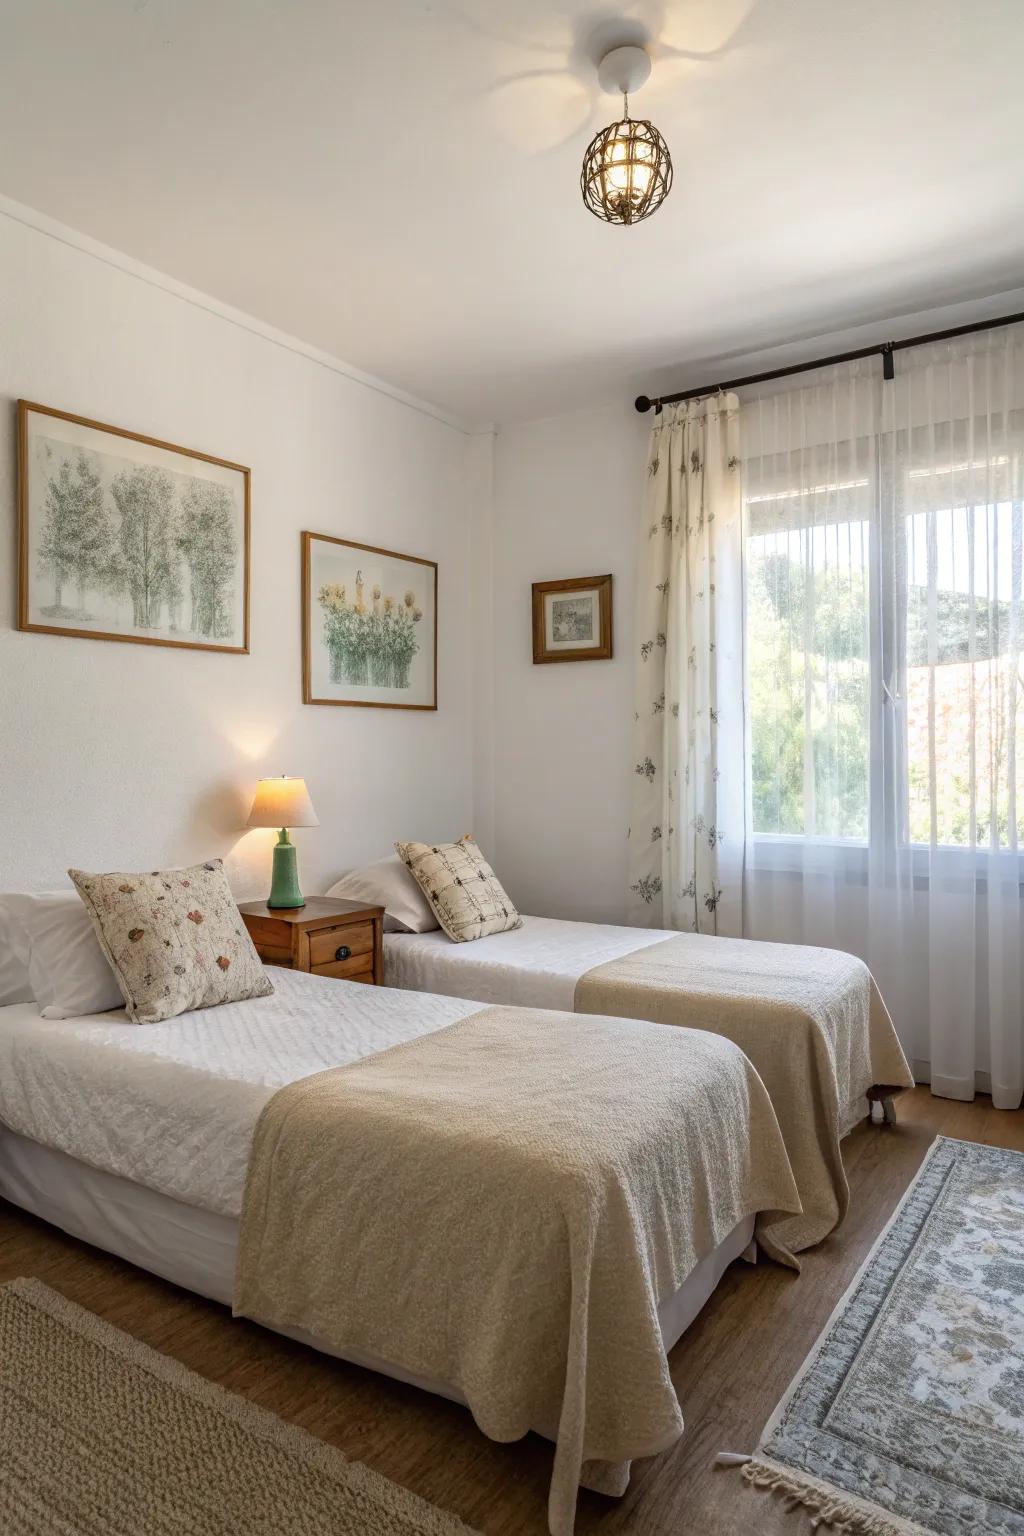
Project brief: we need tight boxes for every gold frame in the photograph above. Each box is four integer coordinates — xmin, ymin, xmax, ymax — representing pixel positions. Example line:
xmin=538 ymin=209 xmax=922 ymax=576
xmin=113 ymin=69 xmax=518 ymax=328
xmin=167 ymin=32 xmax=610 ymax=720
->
xmin=532 ymin=573 xmax=613 ymax=663
xmin=302 ymin=530 xmax=438 ymax=710
xmin=17 ymin=399 xmax=251 ymax=655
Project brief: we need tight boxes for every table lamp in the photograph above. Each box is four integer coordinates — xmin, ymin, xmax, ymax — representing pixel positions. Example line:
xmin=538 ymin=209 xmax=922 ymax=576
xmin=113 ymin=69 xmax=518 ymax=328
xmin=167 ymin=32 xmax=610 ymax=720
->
xmin=247 ymin=776 xmax=319 ymax=909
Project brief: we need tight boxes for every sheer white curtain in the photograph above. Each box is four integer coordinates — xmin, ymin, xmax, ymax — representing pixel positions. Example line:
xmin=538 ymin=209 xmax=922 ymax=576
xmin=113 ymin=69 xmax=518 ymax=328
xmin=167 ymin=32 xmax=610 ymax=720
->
xmin=743 ymin=326 xmax=1024 ymax=1109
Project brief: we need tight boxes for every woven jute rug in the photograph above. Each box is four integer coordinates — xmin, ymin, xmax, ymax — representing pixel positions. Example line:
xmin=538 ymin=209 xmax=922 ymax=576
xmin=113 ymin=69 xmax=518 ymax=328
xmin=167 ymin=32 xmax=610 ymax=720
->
xmin=742 ymin=1137 xmax=1024 ymax=1535
xmin=0 ymin=1277 xmax=480 ymax=1536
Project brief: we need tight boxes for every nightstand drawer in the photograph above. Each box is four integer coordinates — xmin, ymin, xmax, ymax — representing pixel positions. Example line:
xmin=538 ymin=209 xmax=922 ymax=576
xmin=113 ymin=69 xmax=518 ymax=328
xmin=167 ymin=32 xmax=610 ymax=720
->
xmin=311 ymin=955 xmax=375 ymax=982
xmin=308 ymin=922 xmax=375 ymax=969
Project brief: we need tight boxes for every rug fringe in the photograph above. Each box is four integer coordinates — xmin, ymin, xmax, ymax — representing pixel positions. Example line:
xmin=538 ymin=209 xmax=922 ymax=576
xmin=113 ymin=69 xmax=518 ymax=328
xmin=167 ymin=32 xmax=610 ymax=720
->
xmin=741 ymin=1457 xmax=924 ymax=1535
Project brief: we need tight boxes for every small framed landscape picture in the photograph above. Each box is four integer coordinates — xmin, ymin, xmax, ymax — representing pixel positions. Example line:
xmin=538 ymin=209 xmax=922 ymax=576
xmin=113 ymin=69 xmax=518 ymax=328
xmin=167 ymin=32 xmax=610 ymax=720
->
xmin=303 ymin=531 xmax=437 ymax=709
xmin=532 ymin=573 xmax=613 ymax=664
xmin=18 ymin=400 xmax=250 ymax=654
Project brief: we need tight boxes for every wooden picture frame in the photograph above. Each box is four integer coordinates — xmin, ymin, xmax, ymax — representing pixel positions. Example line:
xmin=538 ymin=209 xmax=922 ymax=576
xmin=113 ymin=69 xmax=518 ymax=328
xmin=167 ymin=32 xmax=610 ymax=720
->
xmin=302 ymin=530 xmax=438 ymax=710
xmin=17 ymin=400 xmax=250 ymax=654
xmin=532 ymin=574 xmax=613 ymax=663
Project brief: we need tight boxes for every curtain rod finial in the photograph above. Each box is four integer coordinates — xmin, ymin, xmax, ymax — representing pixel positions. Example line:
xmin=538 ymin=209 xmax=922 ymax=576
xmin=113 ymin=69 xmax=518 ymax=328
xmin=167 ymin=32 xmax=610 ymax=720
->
xmin=635 ymin=394 xmax=654 ymax=413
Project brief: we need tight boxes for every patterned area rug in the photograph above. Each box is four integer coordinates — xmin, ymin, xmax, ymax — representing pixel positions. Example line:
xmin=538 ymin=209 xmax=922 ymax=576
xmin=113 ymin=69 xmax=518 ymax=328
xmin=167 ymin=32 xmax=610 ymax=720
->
xmin=0 ymin=1277 xmax=479 ymax=1536
xmin=744 ymin=1137 xmax=1024 ymax=1535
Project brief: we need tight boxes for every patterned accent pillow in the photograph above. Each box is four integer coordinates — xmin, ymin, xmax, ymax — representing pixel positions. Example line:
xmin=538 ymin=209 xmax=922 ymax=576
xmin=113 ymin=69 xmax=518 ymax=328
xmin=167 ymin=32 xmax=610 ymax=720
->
xmin=393 ymin=837 xmax=522 ymax=943
xmin=68 ymin=859 xmax=273 ymax=1024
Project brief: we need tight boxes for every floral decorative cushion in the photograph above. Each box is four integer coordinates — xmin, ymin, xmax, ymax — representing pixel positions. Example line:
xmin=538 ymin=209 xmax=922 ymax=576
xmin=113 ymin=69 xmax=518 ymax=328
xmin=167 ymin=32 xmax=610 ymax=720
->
xmin=68 ymin=859 xmax=273 ymax=1024
xmin=393 ymin=837 xmax=521 ymax=943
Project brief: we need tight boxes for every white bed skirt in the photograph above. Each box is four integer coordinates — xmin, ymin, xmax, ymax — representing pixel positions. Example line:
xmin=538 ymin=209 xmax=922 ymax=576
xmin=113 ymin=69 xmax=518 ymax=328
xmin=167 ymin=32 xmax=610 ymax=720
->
xmin=0 ymin=1126 xmax=755 ymax=1424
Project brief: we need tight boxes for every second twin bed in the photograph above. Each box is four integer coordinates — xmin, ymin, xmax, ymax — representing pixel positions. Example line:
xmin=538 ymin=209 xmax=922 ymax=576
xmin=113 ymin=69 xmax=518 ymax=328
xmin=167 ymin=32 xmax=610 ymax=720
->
xmin=382 ymin=912 xmax=913 ymax=1258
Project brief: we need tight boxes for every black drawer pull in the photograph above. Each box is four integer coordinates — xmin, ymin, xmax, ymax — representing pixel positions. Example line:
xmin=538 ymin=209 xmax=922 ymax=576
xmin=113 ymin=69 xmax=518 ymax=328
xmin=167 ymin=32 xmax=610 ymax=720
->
xmin=334 ymin=944 xmax=352 ymax=962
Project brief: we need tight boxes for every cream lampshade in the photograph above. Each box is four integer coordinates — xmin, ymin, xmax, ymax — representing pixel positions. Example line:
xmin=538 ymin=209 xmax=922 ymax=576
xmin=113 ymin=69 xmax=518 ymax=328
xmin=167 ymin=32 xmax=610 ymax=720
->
xmin=247 ymin=776 xmax=319 ymax=909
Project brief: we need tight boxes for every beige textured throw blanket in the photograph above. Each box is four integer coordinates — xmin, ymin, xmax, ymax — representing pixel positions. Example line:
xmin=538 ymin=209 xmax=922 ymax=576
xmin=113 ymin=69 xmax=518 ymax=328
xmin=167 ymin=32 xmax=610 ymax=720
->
xmin=576 ymin=935 xmax=913 ymax=1260
xmin=236 ymin=1004 xmax=800 ymax=1536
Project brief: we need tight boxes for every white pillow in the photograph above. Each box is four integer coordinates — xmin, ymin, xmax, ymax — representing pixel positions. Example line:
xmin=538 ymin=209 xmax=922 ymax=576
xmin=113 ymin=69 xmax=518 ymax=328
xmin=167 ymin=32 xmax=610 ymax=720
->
xmin=0 ymin=899 xmax=33 ymax=1006
xmin=0 ymin=891 xmax=124 ymax=1019
xmin=326 ymin=855 xmax=439 ymax=934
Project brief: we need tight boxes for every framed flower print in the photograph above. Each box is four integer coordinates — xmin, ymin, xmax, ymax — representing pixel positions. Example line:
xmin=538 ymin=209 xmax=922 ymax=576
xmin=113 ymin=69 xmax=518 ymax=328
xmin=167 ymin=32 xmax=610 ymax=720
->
xmin=303 ymin=531 xmax=437 ymax=709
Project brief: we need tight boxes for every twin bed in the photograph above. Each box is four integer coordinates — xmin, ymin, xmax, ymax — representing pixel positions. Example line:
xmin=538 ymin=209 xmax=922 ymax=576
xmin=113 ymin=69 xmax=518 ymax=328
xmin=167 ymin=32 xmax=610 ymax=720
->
xmin=0 ymin=867 xmax=912 ymax=1535
xmin=384 ymin=914 xmax=913 ymax=1258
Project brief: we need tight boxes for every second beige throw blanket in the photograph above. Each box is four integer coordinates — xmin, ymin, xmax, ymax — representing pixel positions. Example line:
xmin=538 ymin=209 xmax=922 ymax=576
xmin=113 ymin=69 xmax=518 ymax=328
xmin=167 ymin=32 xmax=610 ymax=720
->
xmin=235 ymin=1004 xmax=799 ymax=1536
xmin=576 ymin=933 xmax=913 ymax=1258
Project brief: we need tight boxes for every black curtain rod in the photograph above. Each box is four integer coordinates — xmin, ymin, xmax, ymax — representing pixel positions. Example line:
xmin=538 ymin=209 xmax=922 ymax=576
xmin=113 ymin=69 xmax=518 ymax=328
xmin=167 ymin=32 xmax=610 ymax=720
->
xmin=634 ymin=308 xmax=1024 ymax=414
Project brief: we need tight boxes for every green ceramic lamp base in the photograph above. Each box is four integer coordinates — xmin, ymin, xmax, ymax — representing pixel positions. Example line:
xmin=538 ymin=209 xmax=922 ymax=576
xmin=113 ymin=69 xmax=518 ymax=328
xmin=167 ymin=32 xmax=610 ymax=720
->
xmin=266 ymin=829 xmax=305 ymax=909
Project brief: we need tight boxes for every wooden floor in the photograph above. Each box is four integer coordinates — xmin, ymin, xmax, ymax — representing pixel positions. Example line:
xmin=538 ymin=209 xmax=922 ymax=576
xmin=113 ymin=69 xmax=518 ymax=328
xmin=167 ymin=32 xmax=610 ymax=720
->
xmin=2 ymin=1088 xmax=1021 ymax=1536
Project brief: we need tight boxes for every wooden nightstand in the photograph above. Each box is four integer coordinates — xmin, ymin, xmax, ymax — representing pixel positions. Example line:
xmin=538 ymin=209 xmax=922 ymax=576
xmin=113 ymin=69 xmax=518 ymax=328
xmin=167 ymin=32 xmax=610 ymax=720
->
xmin=239 ymin=896 xmax=383 ymax=986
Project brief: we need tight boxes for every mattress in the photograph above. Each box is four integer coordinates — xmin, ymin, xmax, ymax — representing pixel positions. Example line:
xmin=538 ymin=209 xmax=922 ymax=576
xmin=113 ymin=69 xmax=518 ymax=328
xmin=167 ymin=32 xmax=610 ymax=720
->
xmin=384 ymin=915 xmax=672 ymax=1009
xmin=0 ymin=969 xmax=480 ymax=1217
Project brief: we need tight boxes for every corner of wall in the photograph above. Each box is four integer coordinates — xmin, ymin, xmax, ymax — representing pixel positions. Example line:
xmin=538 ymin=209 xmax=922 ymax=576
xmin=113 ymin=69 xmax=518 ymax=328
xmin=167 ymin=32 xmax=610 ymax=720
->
xmin=465 ymin=428 xmax=498 ymax=853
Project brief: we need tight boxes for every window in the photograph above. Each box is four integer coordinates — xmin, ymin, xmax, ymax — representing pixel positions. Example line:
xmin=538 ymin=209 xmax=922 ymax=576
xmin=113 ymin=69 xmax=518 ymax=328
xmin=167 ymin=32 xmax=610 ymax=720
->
xmin=746 ymin=514 xmax=871 ymax=840
xmin=744 ymin=419 xmax=1024 ymax=853
xmin=903 ymin=491 xmax=1024 ymax=849
xmin=744 ymin=442 xmax=873 ymax=844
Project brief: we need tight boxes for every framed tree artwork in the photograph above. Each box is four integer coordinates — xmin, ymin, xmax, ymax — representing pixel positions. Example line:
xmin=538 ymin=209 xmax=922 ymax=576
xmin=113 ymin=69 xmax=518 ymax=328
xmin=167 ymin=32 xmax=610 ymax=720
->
xmin=18 ymin=400 xmax=250 ymax=654
xmin=532 ymin=574 xmax=613 ymax=663
xmin=303 ymin=531 xmax=437 ymax=709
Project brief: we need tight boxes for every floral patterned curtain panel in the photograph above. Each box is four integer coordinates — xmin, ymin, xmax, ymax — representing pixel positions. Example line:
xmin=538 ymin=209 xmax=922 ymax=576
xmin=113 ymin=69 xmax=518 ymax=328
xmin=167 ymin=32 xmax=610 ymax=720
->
xmin=627 ymin=394 xmax=745 ymax=932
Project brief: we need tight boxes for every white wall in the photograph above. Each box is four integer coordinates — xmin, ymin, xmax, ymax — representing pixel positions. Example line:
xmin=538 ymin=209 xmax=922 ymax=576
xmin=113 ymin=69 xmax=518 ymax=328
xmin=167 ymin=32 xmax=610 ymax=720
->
xmin=489 ymin=404 xmax=648 ymax=922
xmin=0 ymin=207 xmax=478 ymax=897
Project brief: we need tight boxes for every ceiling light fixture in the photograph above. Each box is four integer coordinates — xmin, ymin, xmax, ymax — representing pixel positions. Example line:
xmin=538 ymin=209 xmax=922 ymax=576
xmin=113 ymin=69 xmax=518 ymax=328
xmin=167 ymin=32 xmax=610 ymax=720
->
xmin=581 ymin=44 xmax=672 ymax=226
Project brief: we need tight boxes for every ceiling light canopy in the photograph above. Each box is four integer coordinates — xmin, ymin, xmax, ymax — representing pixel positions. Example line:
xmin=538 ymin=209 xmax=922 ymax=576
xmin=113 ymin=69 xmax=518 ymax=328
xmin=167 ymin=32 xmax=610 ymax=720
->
xmin=581 ymin=44 xmax=672 ymax=227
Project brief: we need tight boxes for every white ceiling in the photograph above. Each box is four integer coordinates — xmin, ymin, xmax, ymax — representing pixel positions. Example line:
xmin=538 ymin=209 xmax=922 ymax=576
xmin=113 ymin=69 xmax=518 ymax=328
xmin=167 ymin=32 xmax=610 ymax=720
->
xmin=1 ymin=0 xmax=1022 ymax=425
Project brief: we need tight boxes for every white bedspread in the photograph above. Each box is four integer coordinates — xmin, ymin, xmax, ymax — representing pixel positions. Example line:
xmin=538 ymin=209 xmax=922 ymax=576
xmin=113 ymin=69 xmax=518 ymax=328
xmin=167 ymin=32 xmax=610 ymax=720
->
xmin=0 ymin=971 xmax=479 ymax=1219
xmin=384 ymin=915 xmax=671 ymax=1009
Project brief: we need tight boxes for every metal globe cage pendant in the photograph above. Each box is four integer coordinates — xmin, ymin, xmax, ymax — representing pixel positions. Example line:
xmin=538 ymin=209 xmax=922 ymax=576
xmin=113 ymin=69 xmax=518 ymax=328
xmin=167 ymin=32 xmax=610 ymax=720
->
xmin=581 ymin=45 xmax=672 ymax=226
